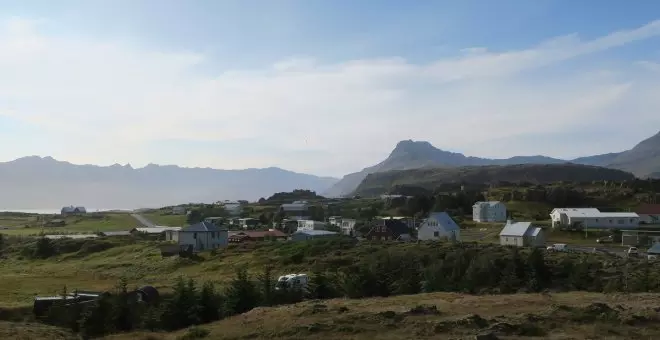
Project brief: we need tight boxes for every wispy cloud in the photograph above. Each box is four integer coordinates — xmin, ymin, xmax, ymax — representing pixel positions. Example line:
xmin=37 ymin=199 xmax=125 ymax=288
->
xmin=1 ymin=17 xmax=660 ymax=176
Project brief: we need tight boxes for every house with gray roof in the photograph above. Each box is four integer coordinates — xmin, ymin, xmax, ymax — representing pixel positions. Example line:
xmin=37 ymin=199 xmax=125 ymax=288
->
xmin=550 ymin=208 xmax=639 ymax=230
xmin=472 ymin=201 xmax=507 ymax=222
xmin=280 ymin=201 xmax=310 ymax=220
xmin=291 ymin=229 xmax=338 ymax=242
xmin=61 ymin=206 xmax=87 ymax=216
xmin=170 ymin=221 xmax=228 ymax=252
xmin=499 ymin=221 xmax=545 ymax=247
xmin=418 ymin=212 xmax=461 ymax=242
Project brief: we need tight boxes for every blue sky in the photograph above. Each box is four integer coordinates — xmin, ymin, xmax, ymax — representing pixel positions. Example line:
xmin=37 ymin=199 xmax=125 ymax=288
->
xmin=1 ymin=1 xmax=660 ymax=177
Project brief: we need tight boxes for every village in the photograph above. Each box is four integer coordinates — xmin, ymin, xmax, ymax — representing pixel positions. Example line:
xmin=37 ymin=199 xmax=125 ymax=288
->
xmin=19 ymin=194 xmax=660 ymax=260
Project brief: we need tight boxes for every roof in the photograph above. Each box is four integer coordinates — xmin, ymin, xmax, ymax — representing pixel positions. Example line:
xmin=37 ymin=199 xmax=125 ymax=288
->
xmin=99 ymin=231 xmax=132 ymax=237
xmin=553 ymin=208 xmax=639 ymax=219
xmin=473 ymin=201 xmax=502 ymax=207
xmin=500 ymin=222 xmax=535 ymax=237
xmin=280 ymin=203 xmax=309 ymax=211
xmin=229 ymin=230 xmax=288 ymax=238
xmin=181 ymin=221 xmax=226 ymax=232
xmin=426 ymin=212 xmax=460 ymax=232
xmin=635 ymin=204 xmax=660 ymax=215
xmin=61 ymin=206 xmax=86 ymax=213
xmin=294 ymin=230 xmax=338 ymax=236
xmin=526 ymin=227 xmax=542 ymax=237
xmin=649 ymin=243 xmax=660 ymax=254
xmin=132 ymin=227 xmax=181 ymax=234
xmin=44 ymin=234 xmax=98 ymax=239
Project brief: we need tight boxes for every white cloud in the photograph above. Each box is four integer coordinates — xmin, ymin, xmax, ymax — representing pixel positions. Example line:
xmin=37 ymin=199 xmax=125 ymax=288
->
xmin=1 ymin=17 xmax=660 ymax=176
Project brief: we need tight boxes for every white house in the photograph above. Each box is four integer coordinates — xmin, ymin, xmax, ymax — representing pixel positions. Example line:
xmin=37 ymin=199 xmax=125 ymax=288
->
xmin=550 ymin=208 xmax=640 ymax=230
xmin=169 ymin=221 xmax=228 ymax=252
xmin=499 ymin=221 xmax=545 ymax=247
xmin=328 ymin=216 xmax=342 ymax=227
xmin=296 ymin=220 xmax=326 ymax=231
xmin=472 ymin=201 xmax=507 ymax=222
xmin=340 ymin=218 xmax=357 ymax=236
xmin=237 ymin=218 xmax=259 ymax=229
xmin=417 ymin=212 xmax=461 ymax=242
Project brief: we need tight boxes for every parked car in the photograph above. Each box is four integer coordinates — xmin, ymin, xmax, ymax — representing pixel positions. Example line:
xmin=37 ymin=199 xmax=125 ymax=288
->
xmin=626 ymin=247 xmax=639 ymax=257
xmin=597 ymin=235 xmax=613 ymax=244
xmin=546 ymin=243 xmax=568 ymax=252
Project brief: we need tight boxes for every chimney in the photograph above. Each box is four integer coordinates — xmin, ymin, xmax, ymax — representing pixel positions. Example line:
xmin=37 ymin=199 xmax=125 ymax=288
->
xmin=506 ymin=219 xmax=513 ymax=225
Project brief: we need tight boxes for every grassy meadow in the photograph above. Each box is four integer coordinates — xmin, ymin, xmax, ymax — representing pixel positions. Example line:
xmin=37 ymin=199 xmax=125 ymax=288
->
xmin=0 ymin=213 xmax=139 ymax=236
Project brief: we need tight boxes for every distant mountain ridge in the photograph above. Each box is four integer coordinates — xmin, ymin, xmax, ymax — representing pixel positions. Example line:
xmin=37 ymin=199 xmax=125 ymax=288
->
xmin=324 ymin=131 xmax=660 ymax=197
xmin=0 ymin=157 xmax=337 ymax=209
xmin=354 ymin=164 xmax=636 ymax=196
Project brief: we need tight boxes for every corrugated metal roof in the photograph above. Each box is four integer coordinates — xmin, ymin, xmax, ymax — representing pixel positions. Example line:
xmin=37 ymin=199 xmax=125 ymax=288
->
xmin=280 ymin=203 xmax=308 ymax=211
xmin=181 ymin=221 xmax=226 ymax=232
xmin=99 ymin=231 xmax=132 ymax=236
xmin=294 ymin=230 xmax=338 ymax=236
xmin=44 ymin=234 xmax=98 ymax=239
xmin=555 ymin=208 xmax=639 ymax=218
xmin=499 ymin=222 xmax=533 ymax=237
xmin=648 ymin=243 xmax=660 ymax=254
xmin=426 ymin=212 xmax=459 ymax=232
xmin=526 ymin=227 xmax=542 ymax=237
xmin=473 ymin=201 xmax=502 ymax=207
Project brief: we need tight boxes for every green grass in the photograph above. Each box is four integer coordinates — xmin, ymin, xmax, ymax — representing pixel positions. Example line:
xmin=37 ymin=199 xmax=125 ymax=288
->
xmin=141 ymin=213 xmax=187 ymax=227
xmin=0 ymin=213 xmax=139 ymax=236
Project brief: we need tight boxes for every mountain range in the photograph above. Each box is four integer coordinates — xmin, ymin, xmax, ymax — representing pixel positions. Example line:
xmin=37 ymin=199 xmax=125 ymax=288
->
xmin=0 ymin=157 xmax=337 ymax=210
xmin=323 ymin=130 xmax=660 ymax=197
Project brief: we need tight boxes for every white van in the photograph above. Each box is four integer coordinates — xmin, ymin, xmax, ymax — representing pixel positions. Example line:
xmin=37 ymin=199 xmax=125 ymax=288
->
xmin=546 ymin=243 xmax=568 ymax=252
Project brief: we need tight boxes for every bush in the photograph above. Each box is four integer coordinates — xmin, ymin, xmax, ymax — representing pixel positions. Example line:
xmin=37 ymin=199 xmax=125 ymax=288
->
xmin=177 ymin=327 xmax=210 ymax=340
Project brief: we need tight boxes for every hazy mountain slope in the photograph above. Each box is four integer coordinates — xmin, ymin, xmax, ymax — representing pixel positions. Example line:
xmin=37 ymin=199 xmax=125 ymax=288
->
xmin=606 ymin=131 xmax=660 ymax=178
xmin=323 ymin=140 xmax=566 ymax=197
xmin=354 ymin=164 xmax=636 ymax=196
xmin=0 ymin=157 xmax=337 ymax=209
xmin=569 ymin=152 xmax=623 ymax=166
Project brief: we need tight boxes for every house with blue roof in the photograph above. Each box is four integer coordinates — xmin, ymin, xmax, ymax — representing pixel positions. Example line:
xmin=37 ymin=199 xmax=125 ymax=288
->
xmin=418 ymin=212 xmax=460 ymax=242
xmin=499 ymin=221 xmax=545 ymax=247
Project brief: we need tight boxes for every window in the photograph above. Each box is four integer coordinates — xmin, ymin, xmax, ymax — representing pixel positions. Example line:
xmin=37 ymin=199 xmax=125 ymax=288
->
xmin=618 ymin=219 xmax=624 ymax=224
xmin=194 ymin=233 xmax=197 ymax=239
xmin=609 ymin=220 xmax=613 ymax=223
xmin=433 ymin=231 xmax=439 ymax=237
xmin=630 ymin=219 xmax=634 ymax=223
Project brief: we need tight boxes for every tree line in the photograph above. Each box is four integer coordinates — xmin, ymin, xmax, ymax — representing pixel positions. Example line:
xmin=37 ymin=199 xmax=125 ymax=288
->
xmin=40 ymin=241 xmax=660 ymax=338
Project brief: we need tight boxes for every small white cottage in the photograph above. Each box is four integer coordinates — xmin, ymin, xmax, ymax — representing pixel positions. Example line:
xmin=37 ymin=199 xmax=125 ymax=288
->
xmin=417 ymin=212 xmax=461 ymax=242
xmin=499 ymin=221 xmax=545 ymax=247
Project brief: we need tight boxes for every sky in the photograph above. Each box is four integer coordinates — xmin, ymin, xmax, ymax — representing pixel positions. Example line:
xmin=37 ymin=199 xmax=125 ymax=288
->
xmin=1 ymin=0 xmax=660 ymax=178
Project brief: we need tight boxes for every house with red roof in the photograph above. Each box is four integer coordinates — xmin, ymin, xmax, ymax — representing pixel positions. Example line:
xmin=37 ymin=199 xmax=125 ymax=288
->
xmin=634 ymin=204 xmax=660 ymax=224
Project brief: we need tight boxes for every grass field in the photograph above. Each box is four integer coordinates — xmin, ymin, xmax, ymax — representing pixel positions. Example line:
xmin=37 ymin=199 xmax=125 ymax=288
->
xmin=0 ymin=213 xmax=139 ymax=236
xmin=103 ymin=292 xmax=660 ymax=340
xmin=141 ymin=212 xmax=187 ymax=227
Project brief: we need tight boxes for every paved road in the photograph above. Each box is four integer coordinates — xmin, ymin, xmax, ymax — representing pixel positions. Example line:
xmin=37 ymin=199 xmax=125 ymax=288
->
xmin=131 ymin=213 xmax=156 ymax=228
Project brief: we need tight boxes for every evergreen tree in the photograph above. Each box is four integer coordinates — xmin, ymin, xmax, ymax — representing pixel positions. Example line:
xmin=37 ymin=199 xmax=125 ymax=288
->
xmin=308 ymin=271 xmax=337 ymax=300
xmin=198 ymin=281 xmax=222 ymax=323
xmin=224 ymin=268 xmax=261 ymax=315
xmin=258 ymin=266 xmax=276 ymax=306
xmin=34 ymin=236 xmax=57 ymax=258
